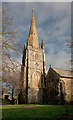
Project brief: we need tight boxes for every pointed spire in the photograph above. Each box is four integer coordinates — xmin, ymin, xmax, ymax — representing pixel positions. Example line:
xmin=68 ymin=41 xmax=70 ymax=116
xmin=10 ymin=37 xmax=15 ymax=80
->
xmin=27 ymin=8 xmax=39 ymax=49
xmin=41 ymin=40 xmax=44 ymax=49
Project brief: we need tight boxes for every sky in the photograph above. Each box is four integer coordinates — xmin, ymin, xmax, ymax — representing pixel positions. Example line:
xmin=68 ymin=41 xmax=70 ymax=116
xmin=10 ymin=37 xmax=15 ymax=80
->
xmin=2 ymin=0 xmax=72 ymax=2
xmin=3 ymin=2 xmax=71 ymax=71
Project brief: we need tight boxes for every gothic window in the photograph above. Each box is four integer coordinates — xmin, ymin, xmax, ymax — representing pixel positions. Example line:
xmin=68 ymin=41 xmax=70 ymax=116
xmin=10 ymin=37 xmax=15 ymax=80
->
xmin=31 ymin=72 xmax=41 ymax=88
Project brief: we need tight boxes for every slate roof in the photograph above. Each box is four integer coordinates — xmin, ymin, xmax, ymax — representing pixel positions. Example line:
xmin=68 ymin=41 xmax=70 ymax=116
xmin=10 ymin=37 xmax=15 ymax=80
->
xmin=53 ymin=68 xmax=73 ymax=78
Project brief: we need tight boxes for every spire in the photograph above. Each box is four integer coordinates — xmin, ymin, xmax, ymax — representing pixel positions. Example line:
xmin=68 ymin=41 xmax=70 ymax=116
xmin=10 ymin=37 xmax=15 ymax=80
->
xmin=27 ymin=8 xmax=39 ymax=49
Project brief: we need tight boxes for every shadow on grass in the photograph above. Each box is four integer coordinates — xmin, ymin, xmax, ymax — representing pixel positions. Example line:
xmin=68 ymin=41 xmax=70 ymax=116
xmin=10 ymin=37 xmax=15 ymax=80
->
xmin=1 ymin=118 xmax=63 ymax=120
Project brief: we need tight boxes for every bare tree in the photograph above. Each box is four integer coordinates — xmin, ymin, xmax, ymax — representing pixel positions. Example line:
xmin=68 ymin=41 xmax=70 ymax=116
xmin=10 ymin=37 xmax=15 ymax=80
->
xmin=2 ymin=6 xmax=21 ymax=74
xmin=2 ymin=6 xmax=22 ymax=102
xmin=71 ymin=35 xmax=73 ymax=70
xmin=66 ymin=35 xmax=73 ymax=70
xmin=3 ymin=63 xmax=21 ymax=102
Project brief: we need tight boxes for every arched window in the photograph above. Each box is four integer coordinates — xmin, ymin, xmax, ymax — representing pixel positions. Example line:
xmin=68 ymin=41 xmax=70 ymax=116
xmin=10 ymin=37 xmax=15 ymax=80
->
xmin=31 ymin=72 xmax=41 ymax=88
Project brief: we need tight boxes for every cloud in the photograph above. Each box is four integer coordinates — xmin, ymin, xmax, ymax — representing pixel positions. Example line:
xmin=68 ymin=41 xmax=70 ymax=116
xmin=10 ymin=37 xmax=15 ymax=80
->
xmin=46 ymin=48 xmax=70 ymax=71
xmin=2 ymin=0 xmax=72 ymax=2
xmin=2 ymin=2 xmax=71 ymax=70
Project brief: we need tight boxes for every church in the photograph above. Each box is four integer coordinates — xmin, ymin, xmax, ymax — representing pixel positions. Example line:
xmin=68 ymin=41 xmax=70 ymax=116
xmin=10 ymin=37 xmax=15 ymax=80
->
xmin=19 ymin=8 xmax=73 ymax=104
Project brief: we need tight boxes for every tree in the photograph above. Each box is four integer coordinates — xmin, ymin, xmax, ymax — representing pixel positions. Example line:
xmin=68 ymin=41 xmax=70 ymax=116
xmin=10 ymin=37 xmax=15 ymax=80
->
xmin=2 ymin=6 xmax=21 ymax=74
xmin=66 ymin=36 xmax=73 ymax=71
xmin=3 ymin=63 xmax=21 ymax=103
xmin=2 ymin=6 xmax=22 ymax=103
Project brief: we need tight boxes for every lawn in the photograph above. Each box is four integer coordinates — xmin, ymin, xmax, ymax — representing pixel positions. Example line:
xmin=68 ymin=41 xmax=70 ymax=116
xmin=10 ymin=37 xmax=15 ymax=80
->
xmin=1 ymin=104 xmax=73 ymax=120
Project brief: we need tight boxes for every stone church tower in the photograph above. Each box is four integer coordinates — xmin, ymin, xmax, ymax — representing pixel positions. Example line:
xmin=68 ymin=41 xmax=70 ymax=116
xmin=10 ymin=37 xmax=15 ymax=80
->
xmin=21 ymin=8 xmax=46 ymax=104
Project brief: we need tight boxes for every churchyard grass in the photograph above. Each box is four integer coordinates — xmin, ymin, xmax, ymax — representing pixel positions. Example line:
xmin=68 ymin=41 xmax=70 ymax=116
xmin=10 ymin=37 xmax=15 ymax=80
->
xmin=2 ymin=104 xmax=73 ymax=119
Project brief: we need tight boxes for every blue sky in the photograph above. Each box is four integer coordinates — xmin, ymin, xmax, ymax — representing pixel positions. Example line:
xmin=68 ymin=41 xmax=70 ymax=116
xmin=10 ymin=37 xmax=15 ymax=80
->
xmin=3 ymin=2 xmax=71 ymax=71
